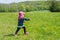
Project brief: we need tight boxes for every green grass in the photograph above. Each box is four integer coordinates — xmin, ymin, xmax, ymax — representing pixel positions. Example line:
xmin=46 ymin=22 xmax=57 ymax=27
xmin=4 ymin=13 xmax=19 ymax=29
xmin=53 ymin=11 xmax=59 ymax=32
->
xmin=0 ymin=11 xmax=60 ymax=40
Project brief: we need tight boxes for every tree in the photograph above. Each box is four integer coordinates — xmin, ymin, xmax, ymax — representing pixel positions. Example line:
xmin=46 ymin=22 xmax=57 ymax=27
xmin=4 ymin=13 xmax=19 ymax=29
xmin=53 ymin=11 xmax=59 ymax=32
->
xmin=49 ymin=1 xmax=60 ymax=12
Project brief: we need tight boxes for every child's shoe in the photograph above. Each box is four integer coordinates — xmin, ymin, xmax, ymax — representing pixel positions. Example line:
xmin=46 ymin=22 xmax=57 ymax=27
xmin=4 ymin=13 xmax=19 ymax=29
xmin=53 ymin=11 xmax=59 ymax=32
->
xmin=25 ymin=32 xmax=29 ymax=35
xmin=14 ymin=34 xmax=18 ymax=36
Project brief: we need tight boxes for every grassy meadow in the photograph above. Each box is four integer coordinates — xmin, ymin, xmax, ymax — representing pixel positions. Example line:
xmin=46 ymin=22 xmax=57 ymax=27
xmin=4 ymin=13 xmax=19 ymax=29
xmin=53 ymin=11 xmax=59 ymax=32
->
xmin=0 ymin=11 xmax=60 ymax=40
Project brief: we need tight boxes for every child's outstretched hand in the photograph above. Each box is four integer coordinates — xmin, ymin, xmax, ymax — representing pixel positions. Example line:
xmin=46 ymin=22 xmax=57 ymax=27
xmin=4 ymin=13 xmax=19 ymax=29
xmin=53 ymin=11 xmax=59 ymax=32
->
xmin=29 ymin=18 xmax=31 ymax=20
xmin=24 ymin=18 xmax=31 ymax=21
xmin=27 ymin=18 xmax=31 ymax=21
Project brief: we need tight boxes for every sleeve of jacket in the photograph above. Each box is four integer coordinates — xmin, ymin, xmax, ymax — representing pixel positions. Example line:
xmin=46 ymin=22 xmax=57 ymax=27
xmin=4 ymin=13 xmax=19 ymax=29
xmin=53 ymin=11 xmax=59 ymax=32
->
xmin=24 ymin=18 xmax=30 ymax=21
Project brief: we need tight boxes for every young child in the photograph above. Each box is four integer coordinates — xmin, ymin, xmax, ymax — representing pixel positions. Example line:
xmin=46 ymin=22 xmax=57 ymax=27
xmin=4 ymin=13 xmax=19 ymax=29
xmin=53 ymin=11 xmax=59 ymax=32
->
xmin=15 ymin=10 xmax=30 ymax=36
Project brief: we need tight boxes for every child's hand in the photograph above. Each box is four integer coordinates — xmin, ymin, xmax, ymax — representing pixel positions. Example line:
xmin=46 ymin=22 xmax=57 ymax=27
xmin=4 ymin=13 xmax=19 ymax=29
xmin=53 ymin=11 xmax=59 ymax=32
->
xmin=27 ymin=18 xmax=31 ymax=21
xmin=29 ymin=18 xmax=31 ymax=20
xmin=24 ymin=18 xmax=31 ymax=21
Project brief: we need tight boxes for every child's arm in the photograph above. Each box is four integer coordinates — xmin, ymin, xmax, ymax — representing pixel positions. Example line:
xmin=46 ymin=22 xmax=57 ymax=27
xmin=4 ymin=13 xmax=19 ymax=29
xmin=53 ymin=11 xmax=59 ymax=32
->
xmin=24 ymin=18 xmax=30 ymax=21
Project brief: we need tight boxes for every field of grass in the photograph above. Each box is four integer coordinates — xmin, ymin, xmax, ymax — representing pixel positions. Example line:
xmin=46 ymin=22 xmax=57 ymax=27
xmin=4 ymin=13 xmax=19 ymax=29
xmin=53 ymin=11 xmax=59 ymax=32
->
xmin=0 ymin=11 xmax=60 ymax=40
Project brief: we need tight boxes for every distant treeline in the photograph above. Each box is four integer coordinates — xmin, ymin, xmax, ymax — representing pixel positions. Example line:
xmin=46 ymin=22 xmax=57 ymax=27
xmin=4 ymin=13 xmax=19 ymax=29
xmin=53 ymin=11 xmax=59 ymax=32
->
xmin=0 ymin=1 xmax=60 ymax=12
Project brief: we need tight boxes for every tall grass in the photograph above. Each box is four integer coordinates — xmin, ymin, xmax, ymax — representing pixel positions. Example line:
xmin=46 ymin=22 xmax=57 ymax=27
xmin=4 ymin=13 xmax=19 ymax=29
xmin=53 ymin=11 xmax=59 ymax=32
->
xmin=0 ymin=11 xmax=60 ymax=40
